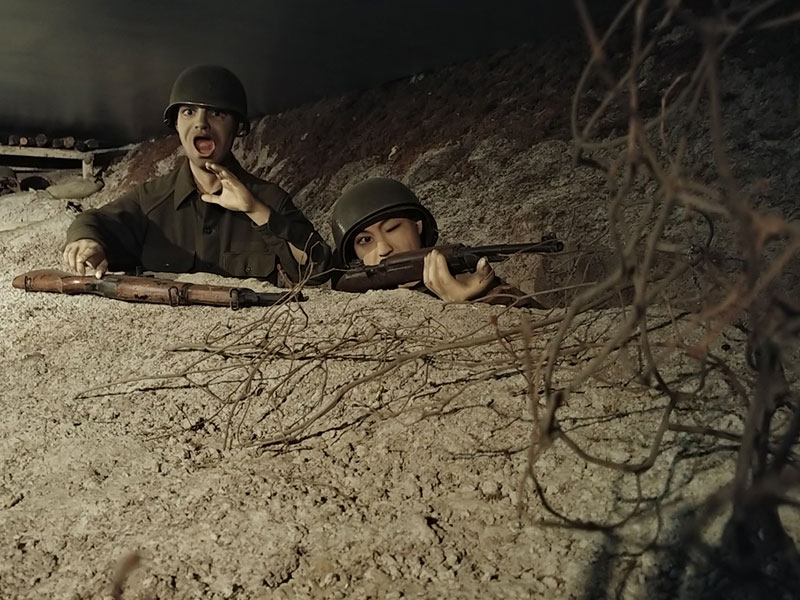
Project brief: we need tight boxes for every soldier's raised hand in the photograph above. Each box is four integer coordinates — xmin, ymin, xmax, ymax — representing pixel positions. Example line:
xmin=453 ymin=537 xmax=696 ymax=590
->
xmin=63 ymin=238 xmax=108 ymax=279
xmin=200 ymin=162 xmax=271 ymax=225
xmin=423 ymin=249 xmax=495 ymax=302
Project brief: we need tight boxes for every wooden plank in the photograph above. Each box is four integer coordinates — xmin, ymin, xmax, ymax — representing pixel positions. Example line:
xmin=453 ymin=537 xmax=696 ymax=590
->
xmin=0 ymin=145 xmax=91 ymax=160
xmin=0 ymin=143 xmax=134 ymax=179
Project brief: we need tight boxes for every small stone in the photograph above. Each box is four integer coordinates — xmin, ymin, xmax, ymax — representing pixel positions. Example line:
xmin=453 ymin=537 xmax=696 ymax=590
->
xmin=480 ymin=480 xmax=500 ymax=497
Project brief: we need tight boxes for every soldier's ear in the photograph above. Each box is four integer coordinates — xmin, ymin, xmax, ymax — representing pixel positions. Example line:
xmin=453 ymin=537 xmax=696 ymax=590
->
xmin=236 ymin=117 xmax=250 ymax=137
xmin=416 ymin=220 xmax=423 ymax=235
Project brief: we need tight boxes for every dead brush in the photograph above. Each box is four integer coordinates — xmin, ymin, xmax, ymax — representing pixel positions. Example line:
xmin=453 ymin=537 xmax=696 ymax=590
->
xmin=75 ymin=1 xmax=800 ymax=595
xmin=538 ymin=0 xmax=800 ymax=588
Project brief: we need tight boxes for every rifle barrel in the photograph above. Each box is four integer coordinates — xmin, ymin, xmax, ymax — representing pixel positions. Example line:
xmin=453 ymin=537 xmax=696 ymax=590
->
xmin=469 ymin=240 xmax=564 ymax=258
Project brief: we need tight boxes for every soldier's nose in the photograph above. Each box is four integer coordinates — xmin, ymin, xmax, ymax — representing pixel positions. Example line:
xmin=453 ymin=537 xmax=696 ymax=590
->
xmin=194 ymin=109 xmax=210 ymax=127
xmin=376 ymin=240 xmax=392 ymax=256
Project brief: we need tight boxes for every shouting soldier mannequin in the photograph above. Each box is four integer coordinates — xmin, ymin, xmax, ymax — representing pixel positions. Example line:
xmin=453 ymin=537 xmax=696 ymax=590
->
xmin=63 ymin=65 xmax=330 ymax=284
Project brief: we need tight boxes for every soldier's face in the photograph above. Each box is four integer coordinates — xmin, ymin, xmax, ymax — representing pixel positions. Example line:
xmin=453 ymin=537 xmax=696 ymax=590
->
xmin=176 ymin=105 xmax=237 ymax=167
xmin=353 ymin=217 xmax=423 ymax=265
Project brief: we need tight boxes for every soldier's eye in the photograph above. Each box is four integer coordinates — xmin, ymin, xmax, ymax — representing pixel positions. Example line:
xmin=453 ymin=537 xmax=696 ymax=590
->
xmin=355 ymin=235 xmax=372 ymax=246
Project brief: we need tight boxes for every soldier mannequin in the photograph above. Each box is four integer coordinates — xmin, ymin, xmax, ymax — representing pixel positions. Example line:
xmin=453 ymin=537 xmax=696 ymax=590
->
xmin=330 ymin=178 xmax=498 ymax=302
xmin=64 ymin=65 xmax=330 ymax=284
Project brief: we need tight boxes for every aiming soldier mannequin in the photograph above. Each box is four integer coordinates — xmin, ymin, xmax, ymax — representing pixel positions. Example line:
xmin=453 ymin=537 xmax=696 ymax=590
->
xmin=63 ymin=65 xmax=330 ymax=284
xmin=330 ymin=178 xmax=503 ymax=303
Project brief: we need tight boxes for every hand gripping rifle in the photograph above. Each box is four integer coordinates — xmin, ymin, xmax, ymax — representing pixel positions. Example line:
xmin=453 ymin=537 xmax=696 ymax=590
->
xmin=334 ymin=237 xmax=564 ymax=293
xmin=12 ymin=269 xmax=303 ymax=309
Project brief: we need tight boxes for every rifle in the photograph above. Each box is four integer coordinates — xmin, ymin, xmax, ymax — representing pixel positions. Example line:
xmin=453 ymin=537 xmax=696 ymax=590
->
xmin=12 ymin=269 xmax=302 ymax=309
xmin=334 ymin=238 xmax=564 ymax=293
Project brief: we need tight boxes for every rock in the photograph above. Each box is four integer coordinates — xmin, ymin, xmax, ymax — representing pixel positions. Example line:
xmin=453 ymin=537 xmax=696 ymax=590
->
xmin=542 ymin=576 xmax=559 ymax=589
xmin=480 ymin=480 xmax=500 ymax=497
xmin=46 ymin=177 xmax=103 ymax=199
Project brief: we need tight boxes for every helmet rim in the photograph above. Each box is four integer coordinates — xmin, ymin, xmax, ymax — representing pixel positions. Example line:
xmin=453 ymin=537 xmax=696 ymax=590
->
xmin=331 ymin=179 xmax=439 ymax=267
xmin=163 ymin=65 xmax=250 ymax=135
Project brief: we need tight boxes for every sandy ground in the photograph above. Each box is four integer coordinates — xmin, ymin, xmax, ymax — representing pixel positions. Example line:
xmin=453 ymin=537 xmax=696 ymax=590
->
xmin=2 ymin=23 xmax=800 ymax=600
xmin=0 ymin=220 xmax=762 ymax=599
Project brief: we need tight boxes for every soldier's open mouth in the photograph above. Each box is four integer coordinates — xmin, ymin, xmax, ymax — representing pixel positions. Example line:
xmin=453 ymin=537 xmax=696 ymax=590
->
xmin=194 ymin=136 xmax=215 ymax=156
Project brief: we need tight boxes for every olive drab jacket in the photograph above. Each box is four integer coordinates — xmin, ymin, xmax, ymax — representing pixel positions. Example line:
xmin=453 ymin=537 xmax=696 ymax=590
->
xmin=66 ymin=156 xmax=330 ymax=284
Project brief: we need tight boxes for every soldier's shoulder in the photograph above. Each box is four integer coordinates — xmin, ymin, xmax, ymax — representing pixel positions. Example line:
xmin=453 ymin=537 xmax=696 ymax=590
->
xmin=133 ymin=163 xmax=185 ymax=209
xmin=238 ymin=169 xmax=290 ymax=205
xmin=138 ymin=165 xmax=181 ymax=193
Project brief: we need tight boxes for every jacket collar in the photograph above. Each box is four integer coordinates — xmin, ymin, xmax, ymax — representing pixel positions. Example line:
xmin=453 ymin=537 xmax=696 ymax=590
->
xmin=173 ymin=154 xmax=245 ymax=209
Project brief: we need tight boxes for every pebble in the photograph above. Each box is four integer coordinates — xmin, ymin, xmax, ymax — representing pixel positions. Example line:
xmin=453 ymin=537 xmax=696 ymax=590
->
xmin=480 ymin=480 xmax=500 ymax=497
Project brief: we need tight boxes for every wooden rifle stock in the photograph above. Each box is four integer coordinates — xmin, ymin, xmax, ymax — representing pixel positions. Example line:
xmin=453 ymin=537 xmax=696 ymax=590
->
xmin=335 ymin=238 xmax=564 ymax=293
xmin=12 ymin=269 xmax=301 ymax=309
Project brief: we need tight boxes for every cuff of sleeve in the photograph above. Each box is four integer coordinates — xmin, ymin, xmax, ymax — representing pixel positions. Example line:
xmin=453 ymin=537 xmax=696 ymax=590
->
xmin=253 ymin=210 xmax=292 ymax=239
xmin=66 ymin=220 xmax=103 ymax=245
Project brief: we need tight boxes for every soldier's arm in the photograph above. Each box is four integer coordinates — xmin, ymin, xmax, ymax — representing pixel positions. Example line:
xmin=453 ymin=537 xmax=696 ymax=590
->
xmin=199 ymin=164 xmax=332 ymax=283
xmin=65 ymin=186 xmax=148 ymax=272
xmin=250 ymin=191 xmax=331 ymax=284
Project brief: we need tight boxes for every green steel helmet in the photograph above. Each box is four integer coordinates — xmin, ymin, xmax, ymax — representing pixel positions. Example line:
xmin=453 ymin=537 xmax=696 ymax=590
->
xmin=0 ymin=166 xmax=16 ymax=179
xmin=163 ymin=64 xmax=250 ymax=135
xmin=330 ymin=177 xmax=438 ymax=267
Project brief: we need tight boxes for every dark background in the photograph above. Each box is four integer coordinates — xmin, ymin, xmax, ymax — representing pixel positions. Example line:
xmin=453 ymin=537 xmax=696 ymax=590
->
xmin=1 ymin=1 xmax=615 ymax=145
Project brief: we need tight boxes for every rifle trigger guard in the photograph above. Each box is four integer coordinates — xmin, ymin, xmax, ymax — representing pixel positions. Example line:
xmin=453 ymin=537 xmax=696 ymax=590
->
xmin=229 ymin=289 xmax=240 ymax=311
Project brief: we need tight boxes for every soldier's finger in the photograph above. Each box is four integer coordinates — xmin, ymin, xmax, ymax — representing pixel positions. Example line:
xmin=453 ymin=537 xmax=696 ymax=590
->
xmin=206 ymin=162 xmax=231 ymax=181
xmin=200 ymin=193 xmax=219 ymax=205
xmin=476 ymin=257 xmax=493 ymax=282
xmin=94 ymin=258 xmax=109 ymax=279
xmin=430 ymin=251 xmax=456 ymax=282
xmin=77 ymin=245 xmax=101 ymax=274
xmin=423 ymin=255 xmax=444 ymax=296
xmin=423 ymin=254 xmax=434 ymax=288
xmin=424 ymin=255 xmax=451 ymax=297
xmin=75 ymin=246 xmax=93 ymax=262
xmin=63 ymin=244 xmax=77 ymax=269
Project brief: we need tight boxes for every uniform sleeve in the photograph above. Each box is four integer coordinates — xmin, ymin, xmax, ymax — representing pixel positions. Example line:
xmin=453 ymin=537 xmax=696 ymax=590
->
xmin=65 ymin=186 xmax=148 ymax=271
xmin=253 ymin=192 xmax=332 ymax=285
